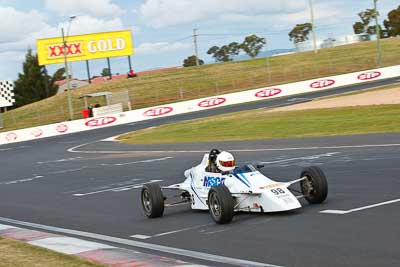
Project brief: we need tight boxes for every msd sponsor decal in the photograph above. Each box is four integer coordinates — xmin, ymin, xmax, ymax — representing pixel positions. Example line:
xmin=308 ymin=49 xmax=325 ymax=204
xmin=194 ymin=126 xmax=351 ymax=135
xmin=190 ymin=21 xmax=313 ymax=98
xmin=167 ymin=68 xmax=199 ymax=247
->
xmin=85 ymin=117 xmax=117 ymax=127
xmin=31 ymin=128 xmax=43 ymax=137
xmin=5 ymin=132 xmax=17 ymax=141
xmin=48 ymin=43 xmax=83 ymax=58
xmin=203 ymin=176 xmax=226 ymax=187
xmin=56 ymin=124 xmax=68 ymax=133
xmin=143 ymin=107 xmax=173 ymax=117
xmin=255 ymin=88 xmax=282 ymax=98
xmin=310 ymin=79 xmax=335 ymax=89
xmin=357 ymin=71 xmax=381 ymax=80
xmin=198 ymin=97 xmax=226 ymax=108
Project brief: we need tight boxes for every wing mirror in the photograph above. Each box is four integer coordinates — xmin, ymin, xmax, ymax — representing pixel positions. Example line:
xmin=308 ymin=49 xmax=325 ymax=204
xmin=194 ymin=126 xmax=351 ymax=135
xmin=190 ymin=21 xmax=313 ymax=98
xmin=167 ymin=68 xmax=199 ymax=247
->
xmin=256 ymin=164 xmax=265 ymax=169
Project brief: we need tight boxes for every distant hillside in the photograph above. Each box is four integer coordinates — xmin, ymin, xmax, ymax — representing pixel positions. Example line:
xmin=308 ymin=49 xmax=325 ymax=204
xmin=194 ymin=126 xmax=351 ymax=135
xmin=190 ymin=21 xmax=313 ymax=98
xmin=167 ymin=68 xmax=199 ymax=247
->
xmin=2 ymin=38 xmax=400 ymax=132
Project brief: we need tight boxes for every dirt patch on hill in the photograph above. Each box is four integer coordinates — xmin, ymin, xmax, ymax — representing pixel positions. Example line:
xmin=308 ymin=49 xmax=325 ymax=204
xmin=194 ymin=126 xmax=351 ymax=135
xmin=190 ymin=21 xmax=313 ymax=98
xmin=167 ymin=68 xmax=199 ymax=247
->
xmin=269 ymin=86 xmax=400 ymax=112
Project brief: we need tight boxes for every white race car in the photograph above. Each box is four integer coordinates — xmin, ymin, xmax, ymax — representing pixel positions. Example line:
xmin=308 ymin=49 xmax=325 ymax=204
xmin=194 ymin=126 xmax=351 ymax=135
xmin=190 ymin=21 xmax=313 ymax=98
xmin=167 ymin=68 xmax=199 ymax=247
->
xmin=141 ymin=149 xmax=328 ymax=224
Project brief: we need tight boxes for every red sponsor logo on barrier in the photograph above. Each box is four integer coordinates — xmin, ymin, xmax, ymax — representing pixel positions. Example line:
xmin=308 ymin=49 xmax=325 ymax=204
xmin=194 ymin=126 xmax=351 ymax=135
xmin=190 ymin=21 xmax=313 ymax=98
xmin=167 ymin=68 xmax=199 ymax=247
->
xmin=198 ymin=97 xmax=226 ymax=108
xmin=56 ymin=124 xmax=68 ymax=133
xmin=5 ymin=132 xmax=17 ymax=141
xmin=357 ymin=71 xmax=381 ymax=80
xmin=48 ymin=42 xmax=83 ymax=58
xmin=144 ymin=107 xmax=173 ymax=116
xmin=255 ymin=88 xmax=282 ymax=98
xmin=31 ymin=128 xmax=43 ymax=137
xmin=310 ymin=79 xmax=335 ymax=89
xmin=85 ymin=117 xmax=117 ymax=127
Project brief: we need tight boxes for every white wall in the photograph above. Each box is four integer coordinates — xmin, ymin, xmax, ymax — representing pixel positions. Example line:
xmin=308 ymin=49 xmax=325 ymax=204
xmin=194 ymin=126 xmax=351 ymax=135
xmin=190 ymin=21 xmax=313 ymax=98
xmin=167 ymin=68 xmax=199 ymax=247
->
xmin=0 ymin=65 xmax=399 ymax=145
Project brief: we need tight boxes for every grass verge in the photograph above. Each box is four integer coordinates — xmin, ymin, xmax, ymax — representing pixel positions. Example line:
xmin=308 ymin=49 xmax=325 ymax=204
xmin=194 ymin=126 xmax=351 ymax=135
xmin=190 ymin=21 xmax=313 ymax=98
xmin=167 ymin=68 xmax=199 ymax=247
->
xmin=118 ymin=104 xmax=400 ymax=144
xmin=0 ymin=237 xmax=103 ymax=267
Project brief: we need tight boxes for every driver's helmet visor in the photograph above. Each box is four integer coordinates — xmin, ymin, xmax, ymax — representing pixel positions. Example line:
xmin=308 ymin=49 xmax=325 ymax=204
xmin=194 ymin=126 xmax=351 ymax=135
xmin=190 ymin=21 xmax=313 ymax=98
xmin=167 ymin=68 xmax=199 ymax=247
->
xmin=219 ymin=160 xmax=235 ymax=167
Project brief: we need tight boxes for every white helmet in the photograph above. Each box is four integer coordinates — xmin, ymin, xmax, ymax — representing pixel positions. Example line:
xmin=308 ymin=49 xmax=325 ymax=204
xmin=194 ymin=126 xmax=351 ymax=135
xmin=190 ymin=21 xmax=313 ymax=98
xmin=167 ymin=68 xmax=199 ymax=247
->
xmin=216 ymin=151 xmax=235 ymax=172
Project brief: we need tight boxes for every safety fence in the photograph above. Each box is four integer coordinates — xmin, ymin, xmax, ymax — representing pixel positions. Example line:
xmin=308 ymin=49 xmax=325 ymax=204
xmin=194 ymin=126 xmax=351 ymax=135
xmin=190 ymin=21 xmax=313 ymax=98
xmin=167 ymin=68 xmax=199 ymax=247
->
xmin=0 ymin=65 xmax=399 ymax=145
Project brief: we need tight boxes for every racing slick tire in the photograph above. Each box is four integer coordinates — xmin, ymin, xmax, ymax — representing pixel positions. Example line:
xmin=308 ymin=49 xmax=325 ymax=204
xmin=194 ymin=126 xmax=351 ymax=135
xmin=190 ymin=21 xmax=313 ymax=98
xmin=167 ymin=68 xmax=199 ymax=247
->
xmin=141 ymin=183 xmax=164 ymax=218
xmin=300 ymin=166 xmax=328 ymax=204
xmin=208 ymin=185 xmax=234 ymax=224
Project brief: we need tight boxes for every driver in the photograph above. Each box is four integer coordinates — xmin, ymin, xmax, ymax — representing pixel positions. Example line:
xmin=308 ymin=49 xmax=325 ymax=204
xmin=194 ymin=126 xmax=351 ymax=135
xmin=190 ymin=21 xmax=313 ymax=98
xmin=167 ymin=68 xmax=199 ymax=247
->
xmin=216 ymin=151 xmax=236 ymax=172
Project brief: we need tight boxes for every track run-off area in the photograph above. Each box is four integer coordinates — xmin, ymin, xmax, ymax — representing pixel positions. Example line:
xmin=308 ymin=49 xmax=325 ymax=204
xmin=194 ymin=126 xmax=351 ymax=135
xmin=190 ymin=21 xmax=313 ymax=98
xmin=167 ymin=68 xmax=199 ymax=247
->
xmin=1 ymin=78 xmax=400 ymax=267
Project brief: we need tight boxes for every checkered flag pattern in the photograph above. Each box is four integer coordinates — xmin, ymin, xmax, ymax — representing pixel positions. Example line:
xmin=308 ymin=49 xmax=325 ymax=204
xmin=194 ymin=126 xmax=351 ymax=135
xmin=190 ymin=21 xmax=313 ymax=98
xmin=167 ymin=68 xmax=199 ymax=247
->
xmin=0 ymin=81 xmax=15 ymax=107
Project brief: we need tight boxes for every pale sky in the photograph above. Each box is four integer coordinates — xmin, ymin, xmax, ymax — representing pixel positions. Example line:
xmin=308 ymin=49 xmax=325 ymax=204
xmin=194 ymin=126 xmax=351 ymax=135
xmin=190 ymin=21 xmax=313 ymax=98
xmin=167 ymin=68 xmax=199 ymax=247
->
xmin=0 ymin=0 xmax=398 ymax=81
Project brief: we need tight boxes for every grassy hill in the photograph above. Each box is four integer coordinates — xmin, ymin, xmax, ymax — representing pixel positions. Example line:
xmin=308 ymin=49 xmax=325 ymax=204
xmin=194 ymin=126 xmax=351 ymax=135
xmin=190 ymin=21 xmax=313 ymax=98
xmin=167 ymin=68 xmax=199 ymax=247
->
xmin=1 ymin=38 xmax=400 ymax=132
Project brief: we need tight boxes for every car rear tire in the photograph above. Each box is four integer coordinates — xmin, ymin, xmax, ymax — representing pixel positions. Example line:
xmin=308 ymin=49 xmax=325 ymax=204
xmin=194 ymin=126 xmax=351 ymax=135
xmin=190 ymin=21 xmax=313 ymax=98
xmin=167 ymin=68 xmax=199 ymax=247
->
xmin=300 ymin=166 xmax=328 ymax=204
xmin=208 ymin=185 xmax=234 ymax=224
xmin=141 ymin=183 xmax=164 ymax=218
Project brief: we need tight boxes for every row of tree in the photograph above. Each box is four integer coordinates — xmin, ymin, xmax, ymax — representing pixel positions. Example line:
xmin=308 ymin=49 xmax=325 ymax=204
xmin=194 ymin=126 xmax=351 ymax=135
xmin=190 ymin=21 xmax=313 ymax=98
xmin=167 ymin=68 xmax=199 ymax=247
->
xmin=183 ymin=34 xmax=266 ymax=66
xmin=289 ymin=6 xmax=400 ymax=44
xmin=184 ymin=4 xmax=400 ymax=66
xmin=288 ymin=5 xmax=400 ymax=44
xmin=353 ymin=5 xmax=400 ymax=38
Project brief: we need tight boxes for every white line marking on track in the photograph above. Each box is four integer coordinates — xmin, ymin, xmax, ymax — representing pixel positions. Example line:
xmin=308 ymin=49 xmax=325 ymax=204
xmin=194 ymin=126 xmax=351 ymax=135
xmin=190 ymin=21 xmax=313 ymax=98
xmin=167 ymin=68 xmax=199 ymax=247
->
xmin=0 ymin=175 xmax=44 ymax=185
xmin=101 ymin=135 xmax=120 ymax=142
xmin=68 ymin=142 xmax=400 ymax=154
xmin=203 ymin=229 xmax=229 ymax=235
xmin=260 ymin=152 xmax=339 ymax=164
xmin=99 ymin=157 xmax=173 ymax=166
xmin=130 ymin=234 xmax=152 ymax=240
xmin=320 ymin=198 xmax=400 ymax=214
xmin=72 ymin=180 xmax=163 ymax=197
xmin=0 ymin=145 xmax=32 ymax=152
xmin=0 ymin=216 xmax=281 ymax=267
xmin=131 ymin=224 xmax=215 ymax=239
xmin=37 ymin=157 xmax=82 ymax=164
xmin=49 ymin=166 xmax=89 ymax=174
xmin=152 ymin=223 xmax=214 ymax=238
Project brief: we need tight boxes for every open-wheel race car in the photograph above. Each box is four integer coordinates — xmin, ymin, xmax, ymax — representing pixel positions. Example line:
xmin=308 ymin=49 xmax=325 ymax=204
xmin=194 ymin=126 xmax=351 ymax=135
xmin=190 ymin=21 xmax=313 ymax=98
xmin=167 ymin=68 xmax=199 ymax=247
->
xmin=141 ymin=149 xmax=328 ymax=224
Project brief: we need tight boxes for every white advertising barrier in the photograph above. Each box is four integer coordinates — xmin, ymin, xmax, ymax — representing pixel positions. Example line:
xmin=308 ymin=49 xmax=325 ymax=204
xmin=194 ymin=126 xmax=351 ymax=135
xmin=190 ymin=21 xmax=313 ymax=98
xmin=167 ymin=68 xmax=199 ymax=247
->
xmin=1 ymin=65 xmax=399 ymax=145
xmin=92 ymin=103 xmax=123 ymax=117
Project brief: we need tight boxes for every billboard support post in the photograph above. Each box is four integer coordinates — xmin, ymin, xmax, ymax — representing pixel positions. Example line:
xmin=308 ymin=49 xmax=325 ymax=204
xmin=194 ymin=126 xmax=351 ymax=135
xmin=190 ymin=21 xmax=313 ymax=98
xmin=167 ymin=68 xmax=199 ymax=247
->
xmin=86 ymin=60 xmax=91 ymax=84
xmin=62 ymin=27 xmax=74 ymax=121
xmin=43 ymin=66 xmax=49 ymax=97
xmin=128 ymin=56 xmax=132 ymax=71
xmin=107 ymin=58 xmax=112 ymax=80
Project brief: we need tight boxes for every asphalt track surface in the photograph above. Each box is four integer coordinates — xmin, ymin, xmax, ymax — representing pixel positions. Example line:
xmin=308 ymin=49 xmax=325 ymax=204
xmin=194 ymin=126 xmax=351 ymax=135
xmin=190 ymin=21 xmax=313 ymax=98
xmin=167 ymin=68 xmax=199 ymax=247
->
xmin=1 ymin=77 xmax=400 ymax=267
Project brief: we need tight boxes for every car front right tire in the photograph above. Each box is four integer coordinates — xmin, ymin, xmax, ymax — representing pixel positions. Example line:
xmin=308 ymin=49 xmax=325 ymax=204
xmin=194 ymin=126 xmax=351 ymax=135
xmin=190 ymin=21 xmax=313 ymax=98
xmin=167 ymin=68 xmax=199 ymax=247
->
xmin=208 ymin=185 xmax=234 ymax=224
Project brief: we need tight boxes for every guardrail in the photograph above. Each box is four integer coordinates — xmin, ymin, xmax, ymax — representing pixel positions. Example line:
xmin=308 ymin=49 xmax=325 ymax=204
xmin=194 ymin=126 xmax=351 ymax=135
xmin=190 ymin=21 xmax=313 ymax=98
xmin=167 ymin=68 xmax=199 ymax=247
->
xmin=1 ymin=65 xmax=399 ymax=145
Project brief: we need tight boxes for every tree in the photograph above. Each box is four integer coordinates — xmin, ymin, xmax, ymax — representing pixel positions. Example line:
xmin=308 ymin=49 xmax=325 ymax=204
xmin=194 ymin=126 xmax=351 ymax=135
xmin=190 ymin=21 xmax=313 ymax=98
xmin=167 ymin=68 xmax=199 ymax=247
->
xmin=352 ymin=8 xmax=386 ymax=37
xmin=353 ymin=21 xmax=365 ymax=34
xmin=288 ymin=23 xmax=312 ymax=44
xmin=13 ymin=49 xmax=62 ymax=108
xmin=101 ymin=68 xmax=111 ymax=77
xmin=383 ymin=5 xmax=400 ymax=37
xmin=240 ymin=35 xmax=266 ymax=58
xmin=207 ymin=42 xmax=240 ymax=62
xmin=183 ymin=55 xmax=204 ymax=67
xmin=52 ymin=67 xmax=66 ymax=81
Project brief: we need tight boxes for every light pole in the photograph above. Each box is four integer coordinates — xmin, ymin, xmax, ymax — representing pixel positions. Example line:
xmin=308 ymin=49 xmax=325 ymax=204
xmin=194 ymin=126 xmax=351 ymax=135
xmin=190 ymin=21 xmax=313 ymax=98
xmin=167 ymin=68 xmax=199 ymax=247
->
xmin=62 ymin=16 xmax=76 ymax=121
xmin=373 ymin=0 xmax=382 ymax=67
xmin=264 ymin=37 xmax=271 ymax=82
xmin=193 ymin=29 xmax=200 ymax=66
xmin=309 ymin=0 xmax=318 ymax=53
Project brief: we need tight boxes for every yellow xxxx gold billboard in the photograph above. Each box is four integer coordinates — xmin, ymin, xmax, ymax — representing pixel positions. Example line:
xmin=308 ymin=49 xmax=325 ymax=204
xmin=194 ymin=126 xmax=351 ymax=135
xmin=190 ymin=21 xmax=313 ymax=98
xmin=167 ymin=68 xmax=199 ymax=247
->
xmin=37 ymin=30 xmax=133 ymax=65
